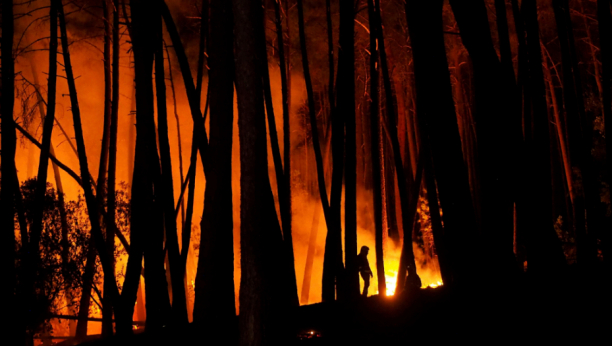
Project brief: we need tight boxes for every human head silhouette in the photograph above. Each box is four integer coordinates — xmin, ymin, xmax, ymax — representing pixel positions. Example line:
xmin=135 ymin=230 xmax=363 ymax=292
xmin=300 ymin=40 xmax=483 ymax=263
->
xmin=360 ymin=246 xmax=369 ymax=255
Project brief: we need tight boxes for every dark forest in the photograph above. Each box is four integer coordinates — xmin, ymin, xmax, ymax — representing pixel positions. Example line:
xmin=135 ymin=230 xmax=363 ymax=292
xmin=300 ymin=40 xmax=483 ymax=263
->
xmin=1 ymin=0 xmax=611 ymax=345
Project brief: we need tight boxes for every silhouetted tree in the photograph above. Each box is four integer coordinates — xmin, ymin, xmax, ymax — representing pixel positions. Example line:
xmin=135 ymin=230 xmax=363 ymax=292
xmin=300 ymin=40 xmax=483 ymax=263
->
xmin=193 ymin=0 xmax=237 ymax=341
xmin=1 ymin=0 xmax=18 ymax=344
xmin=234 ymin=0 xmax=288 ymax=344
xmin=128 ymin=0 xmax=170 ymax=330
xmin=405 ymin=0 xmax=478 ymax=286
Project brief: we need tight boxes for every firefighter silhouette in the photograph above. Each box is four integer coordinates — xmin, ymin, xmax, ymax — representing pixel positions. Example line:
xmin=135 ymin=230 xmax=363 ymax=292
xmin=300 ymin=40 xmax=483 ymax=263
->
xmin=357 ymin=246 xmax=373 ymax=296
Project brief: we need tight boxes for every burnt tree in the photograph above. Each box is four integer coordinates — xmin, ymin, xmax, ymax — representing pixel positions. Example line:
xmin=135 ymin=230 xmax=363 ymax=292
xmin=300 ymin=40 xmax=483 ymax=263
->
xmin=193 ymin=0 xmax=237 ymax=341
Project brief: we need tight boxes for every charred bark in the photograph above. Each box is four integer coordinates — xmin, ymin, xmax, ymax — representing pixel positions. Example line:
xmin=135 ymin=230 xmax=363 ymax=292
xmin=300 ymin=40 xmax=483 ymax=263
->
xmin=1 ymin=1 xmax=18 ymax=344
xmin=260 ymin=2 xmax=298 ymax=307
xmin=367 ymin=0 xmax=386 ymax=296
xmin=129 ymin=0 xmax=171 ymax=330
xmin=193 ymin=0 xmax=237 ymax=341
xmin=450 ymin=0 xmax=517 ymax=278
xmin=274 ymin=0 xmax=298 ymax=307
xmin=521 ymin=0 xmax=566 ymax=274
xmin=296 ymin=0 xmax=341 ymax=302
xmin=405 ymin=0 xmax=478 ymax=286
xmin=100 ymin=0 xmax=114 ymax=335
xmin=340 ymin=0 xmax=359 ymax=299
xmin=233 ymin=0 xmax=288 ymax=344
xmin=154 ymin=10 xmax=188 ymax=325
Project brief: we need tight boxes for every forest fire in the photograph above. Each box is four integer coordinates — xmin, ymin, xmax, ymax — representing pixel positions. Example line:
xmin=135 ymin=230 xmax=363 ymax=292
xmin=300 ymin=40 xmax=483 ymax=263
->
xmin=1 ymin=0 xmax=610 ymax=344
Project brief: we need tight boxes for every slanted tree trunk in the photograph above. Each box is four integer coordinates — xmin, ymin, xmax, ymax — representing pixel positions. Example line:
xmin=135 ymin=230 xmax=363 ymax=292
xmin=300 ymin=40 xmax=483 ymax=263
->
xmin=31 ymin=64 xmax=76 ymax=334
xmin=233 ymin=0 xmax=288 ymax=344
xmin=296 ymin=0 xmax=341 ymax=302
xmin=27 ymin=1 xmax=58 ymax=324
xmin=57 ymin=1 xmax=123 ymax=336
xmin=154 ymin=10 xmax=188 ymax=325
xmin=260 ymin=3 xmax=298 ymax=307
xmin=129 ymin=0 xmax=171 ymax=330
xmin=274 ymin=0 xmax=298 ymax=307
xmin=405 ymin=0 xmax=478 ymax=286
xmin=552 ymin=0 xmax=599 ymax=268
xmin=340 ymin=0 xmax=359 ymax=299
xmin=1 ymin=1 xmax=18 ymax=344
xmin=192 ymin=0 xmax=237 ymax=341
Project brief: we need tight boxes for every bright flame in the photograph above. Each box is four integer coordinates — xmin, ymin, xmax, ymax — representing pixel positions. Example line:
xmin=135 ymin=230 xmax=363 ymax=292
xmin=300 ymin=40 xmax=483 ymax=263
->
xmin=371 ymin=240 xmax=443 ymax=297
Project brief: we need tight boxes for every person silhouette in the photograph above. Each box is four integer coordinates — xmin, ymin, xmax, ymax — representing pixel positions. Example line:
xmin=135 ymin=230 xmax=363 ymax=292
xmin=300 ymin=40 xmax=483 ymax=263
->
xmin=357 ymin=246 xmax=373 ymax=296
xmin=404 ymin=264 xmax=422 ymax=292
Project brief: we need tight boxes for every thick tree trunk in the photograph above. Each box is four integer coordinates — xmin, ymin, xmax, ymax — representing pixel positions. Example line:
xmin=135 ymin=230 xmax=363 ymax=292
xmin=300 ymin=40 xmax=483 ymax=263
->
xmin=367 ymin=0 xmax=386 ymax=297
xmin=260 ymin=4 xmax=298 ymax=306
xmin=521 ymin=0 xmax=566 ymax=274
xmin=233 ymin=0 xmax=288 ymax=344
xmin=449 ymin=0 xmax=517 ymax=278
xmin=340 ymin=0 xmax=359 ymax=299
xmin=1 ymin=1 xmax=18 ymax=344
xmin=405 ymin=0 xmax=478 ymax=286
xmin=154 ymin=11 xmax=188 ymax=325
xmin=129 ymin=0 xmax=171 ymax=331
xmin=193 ymin=0 xmax=237 ymax=341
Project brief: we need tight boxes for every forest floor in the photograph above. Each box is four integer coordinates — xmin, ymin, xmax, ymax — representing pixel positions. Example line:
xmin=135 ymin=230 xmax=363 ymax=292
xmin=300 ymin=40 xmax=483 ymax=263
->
xmin=73 ymin=267 xmax=611 ymax=345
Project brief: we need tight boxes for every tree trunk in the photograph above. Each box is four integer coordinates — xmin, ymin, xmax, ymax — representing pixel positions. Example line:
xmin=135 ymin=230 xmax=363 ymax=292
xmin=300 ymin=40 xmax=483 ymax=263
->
xmin=373 ymin=0 xmax=420 ymax=290
xmin=326 ymin=0 xmax=347 ymax=302
xmin=367 ymin=0 xmax=386 ymax=297
xmin=154 ymin=10 xmax=188 ymax=325
xmin=1 ymin=1 xmax=18 ymax=344
xmin=597 ymin=0 xmax=612 ymax=266
xmin=521 ymin=0 xmax=566 ymax=274
xmin=405 ymin=0 xmax=478 ymax=286
xmin=196 ymin=0 xmax=209 ymax=104
xmin=27 ymin=3 xmax=58 ymax=326
xmin=274 ymin=0 xmax=298 ymax=307
xmin=104 ymin=0 xmax=120 ymax=335
xmin=129 ymin=0 xmax=171 ymax=330
xmin=551 ymin=0 xmax=599 ymax=268
xmin=161 ymin=1 xmax=210 ymax=173
xmin=450 ymin=0 xmax=517 ymax=278
xmin=260 ymin=4 xmax=298 ymax=306
xmin=295 ymin=0 xmax=341 ymax=302
xmin=99 ymin=0 xmax=114 ymax=336
xmin=193 ymin=0 xmax=237 ymax=342
xmin=233 ymin=0 xmax=288 ymax=344
xmin=340 ymin=0 xmax=359 ymax=299
xmin=57 ymin=0 xmax=121 ymax=310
